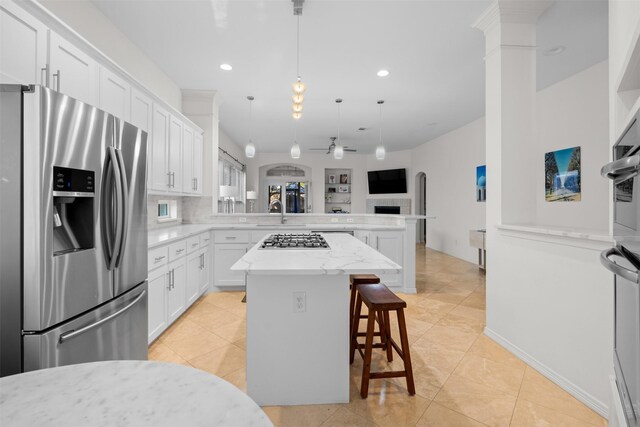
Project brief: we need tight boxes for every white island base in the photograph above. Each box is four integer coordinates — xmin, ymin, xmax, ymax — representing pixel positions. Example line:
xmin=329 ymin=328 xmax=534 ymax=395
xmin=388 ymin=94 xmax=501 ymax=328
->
xmin=247 ymin=274 xmax=349 ymax=406
xmin=233 ymin=233 xmax=402 ymax=406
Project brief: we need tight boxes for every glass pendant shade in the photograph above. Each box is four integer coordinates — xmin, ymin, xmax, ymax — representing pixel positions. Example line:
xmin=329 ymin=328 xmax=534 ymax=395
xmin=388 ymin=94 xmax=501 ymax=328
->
xmin=334 ymin=145 xmax=344 ymax=160
xmin=292 ymin=79 xmax=306 ymax=94
xmin=292 ymin=112 xmax=302 ymax=120
xmin=292 ymin=103 xmax=303 ymax=113
xmin=292 ymin=93 xmax=304 ymax=103
xmin=375 ymin=145 xmax=386 ymax=160
xmin=245 ymin=142 xmax=256 ymax=158
xmin=290 ymin=142 xmax=301 ymax=159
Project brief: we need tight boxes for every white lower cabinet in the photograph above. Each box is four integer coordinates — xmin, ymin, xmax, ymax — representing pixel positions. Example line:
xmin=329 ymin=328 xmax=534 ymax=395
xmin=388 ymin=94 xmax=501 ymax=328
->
xmin=166 ymin=258 xmax=186 ymax=324
xmin=147 ymin=265 xmax=168 ymax=343
xmin=147 ymin=232 xmax=211 ymax=343
xmin=199 ymin=245 xmax=210 ymax=293
xmin=213 ymin=244 xmax=247 ymax=288
xmin=370 ymin=231 xmax=403 ymax=287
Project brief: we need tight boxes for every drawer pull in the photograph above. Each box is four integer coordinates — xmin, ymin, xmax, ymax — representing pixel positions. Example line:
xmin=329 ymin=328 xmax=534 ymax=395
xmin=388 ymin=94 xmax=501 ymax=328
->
xmin=154 ymin=256 xmax=165 ymax=262
xmin=191 ymin=243 xmax=198 ymax=247
xmin=225 ymin=236 xmax=237 ymax=240
xmin=176 ymin=248 xmax=184 ymax=253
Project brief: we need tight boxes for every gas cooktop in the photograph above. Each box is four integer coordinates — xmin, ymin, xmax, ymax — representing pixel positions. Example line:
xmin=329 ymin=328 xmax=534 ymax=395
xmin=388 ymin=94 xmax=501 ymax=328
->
xmin=259 ymin=233 xmax=330 ymax=249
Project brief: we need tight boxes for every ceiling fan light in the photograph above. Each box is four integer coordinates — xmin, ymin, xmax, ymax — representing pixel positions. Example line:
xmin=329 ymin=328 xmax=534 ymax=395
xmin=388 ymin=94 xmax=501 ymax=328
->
xmin=375 ymin=145 xmax=386 ymax=160
xmin=290 ymin=142 xmax=301 ymax=159
xmin=245 ymin=142 xmax=256 ymax=158
xmin=292 ymin=112 xmax=302 ymax=120
xmin=292 ymin=93 xmax=304 ymax=103
xmin=292 ymin=79 xmax=306 ymax=94
xmin=292 ymin=103 xmax=304 ymax=113
xmin=334 ymin=145 xmax=344 ymax=160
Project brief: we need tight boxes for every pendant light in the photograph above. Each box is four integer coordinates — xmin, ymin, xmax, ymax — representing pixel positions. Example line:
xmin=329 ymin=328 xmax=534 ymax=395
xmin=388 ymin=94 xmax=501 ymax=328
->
xmin=334 ymin=98 xmax=344 ymax=160
xmin=291 ymin=2 xmax=306 ymax=120
xmin=245 ymin=96 xmax=256 ymax=158
xmin=291 ymin=121 xmax=301 ymax=159
xmin=376 ymin=100 xmax=386 ymax=160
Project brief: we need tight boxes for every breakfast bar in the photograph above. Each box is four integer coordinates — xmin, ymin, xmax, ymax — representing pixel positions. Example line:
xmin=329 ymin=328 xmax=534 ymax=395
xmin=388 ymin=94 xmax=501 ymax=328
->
xmin=231 ymin=232 xmax=401 ymax=406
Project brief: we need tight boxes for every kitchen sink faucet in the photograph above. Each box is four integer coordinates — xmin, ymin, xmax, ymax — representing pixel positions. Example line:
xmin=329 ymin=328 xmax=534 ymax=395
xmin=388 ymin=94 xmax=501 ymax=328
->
xmin=269 ymin=199 xmax=287 ymax=224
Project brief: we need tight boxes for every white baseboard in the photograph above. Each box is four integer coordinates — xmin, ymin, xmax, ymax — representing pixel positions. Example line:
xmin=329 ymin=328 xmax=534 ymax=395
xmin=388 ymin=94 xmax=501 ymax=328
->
xmin=484 ymin=327 xmax=609 ymax=418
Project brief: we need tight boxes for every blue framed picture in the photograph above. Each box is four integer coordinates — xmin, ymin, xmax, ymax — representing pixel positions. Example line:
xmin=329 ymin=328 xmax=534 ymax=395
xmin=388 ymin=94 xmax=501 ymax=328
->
xmin=545 ymin=146 xmax=581 ymax=202
xmin=476 ymin=165 xmax=486 ymax=202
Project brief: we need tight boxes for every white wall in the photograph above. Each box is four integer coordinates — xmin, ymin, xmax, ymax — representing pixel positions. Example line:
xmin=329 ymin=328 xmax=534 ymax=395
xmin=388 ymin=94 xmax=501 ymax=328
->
xmin=245 ymin=151 xmax=414 ymax=214
xmin=411 ymin=118 xmax=486 ymax=263
xmin=37 ymin=0 xmax=182 ymax=110
xmin=536 ymin=60 xmax=609 ymax=231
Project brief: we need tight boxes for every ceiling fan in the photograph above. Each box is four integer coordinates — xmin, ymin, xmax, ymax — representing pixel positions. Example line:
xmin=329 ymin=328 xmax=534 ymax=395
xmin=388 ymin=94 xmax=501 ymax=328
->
xmin=309 ymin=137 xmax=357 ymax=155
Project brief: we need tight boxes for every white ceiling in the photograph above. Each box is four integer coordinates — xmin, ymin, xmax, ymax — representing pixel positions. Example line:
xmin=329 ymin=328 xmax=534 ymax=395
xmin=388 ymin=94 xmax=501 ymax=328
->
xmin=90 ymin=0 xmax=607 ymax=155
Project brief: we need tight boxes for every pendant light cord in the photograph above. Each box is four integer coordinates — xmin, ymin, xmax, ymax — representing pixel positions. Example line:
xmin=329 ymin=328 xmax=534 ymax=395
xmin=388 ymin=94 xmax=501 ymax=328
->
xmin=379 ymin=102 xmax=383 ymax=144
xmin=296 ymin=16 xmax=300 ymax=79
xmin=249 ymin=98 xmax=253 ymax=143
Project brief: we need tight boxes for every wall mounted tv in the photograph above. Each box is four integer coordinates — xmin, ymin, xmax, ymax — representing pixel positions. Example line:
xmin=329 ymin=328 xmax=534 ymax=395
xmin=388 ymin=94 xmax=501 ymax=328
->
xmin=367 ymin=168 xmax=407 ymax=194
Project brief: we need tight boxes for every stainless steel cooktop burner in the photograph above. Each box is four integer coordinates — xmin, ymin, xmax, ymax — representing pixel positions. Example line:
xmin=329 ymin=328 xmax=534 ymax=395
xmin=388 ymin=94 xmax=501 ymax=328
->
xmin=259 ymin=233 xmax=330 ymax=249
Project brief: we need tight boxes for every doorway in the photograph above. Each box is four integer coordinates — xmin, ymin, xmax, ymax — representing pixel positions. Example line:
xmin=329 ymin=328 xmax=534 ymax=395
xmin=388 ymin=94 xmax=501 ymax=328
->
xmin=415 ymin=172 xmax=427 ymax=244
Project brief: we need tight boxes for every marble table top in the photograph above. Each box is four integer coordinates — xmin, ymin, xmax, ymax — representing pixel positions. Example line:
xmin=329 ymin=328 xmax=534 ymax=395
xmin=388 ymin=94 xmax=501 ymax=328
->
xmin=231 ymin=232 xmax=402 ymax=275
xmin=0 ymin=361 xmax=272 ymax=427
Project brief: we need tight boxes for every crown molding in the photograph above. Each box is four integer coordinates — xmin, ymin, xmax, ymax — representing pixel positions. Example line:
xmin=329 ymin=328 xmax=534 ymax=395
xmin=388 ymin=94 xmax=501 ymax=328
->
xmin=473 ymin=0 xmax=552 ymax=33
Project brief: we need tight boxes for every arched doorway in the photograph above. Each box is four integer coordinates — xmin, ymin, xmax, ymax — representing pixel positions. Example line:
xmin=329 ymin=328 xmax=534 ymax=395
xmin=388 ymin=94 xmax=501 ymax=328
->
xmin=415 ymin=172 xmax=427 ymax=244
xmin=258 ymin=164 xmax=312 ymax=213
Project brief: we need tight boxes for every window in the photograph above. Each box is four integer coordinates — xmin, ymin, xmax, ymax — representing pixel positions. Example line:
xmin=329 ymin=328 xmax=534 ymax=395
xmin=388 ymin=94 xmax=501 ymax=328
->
xmin=218 ymin=158 xmax=246 ymax=213
xmin=157 ymin=200 xmax=177 ymax=222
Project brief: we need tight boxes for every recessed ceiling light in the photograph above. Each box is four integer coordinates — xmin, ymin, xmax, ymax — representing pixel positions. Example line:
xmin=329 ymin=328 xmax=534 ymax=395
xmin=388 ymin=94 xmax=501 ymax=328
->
xmin=427 ymin=122 xmax=438 ymax=126
xmin=377 ymin=69 xmax=389 ymax=77
xmin=220 ymin=63 xmax=233 ymax=71
xmin=543 ymin=46 xmax=566 ymax=56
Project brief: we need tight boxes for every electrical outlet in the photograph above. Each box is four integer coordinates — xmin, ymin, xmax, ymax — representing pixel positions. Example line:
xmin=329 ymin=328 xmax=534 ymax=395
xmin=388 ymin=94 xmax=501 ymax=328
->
xmin=331 ymin=217 xmax=339 ymax=223
xmin=293 ymin=291 xmax=306 ymax=313
xmin=346 ymin=218 xmax=354 ymax=223
xmin=239 ymin=217 xmax=247 ymax=223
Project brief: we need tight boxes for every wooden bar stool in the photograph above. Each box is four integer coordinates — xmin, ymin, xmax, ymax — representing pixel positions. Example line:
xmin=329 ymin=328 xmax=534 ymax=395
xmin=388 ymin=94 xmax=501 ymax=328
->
xmin=350 ymin=283 xmax=415 ymax=398
xmin=349 ymin=274 xmax=380 ymax=337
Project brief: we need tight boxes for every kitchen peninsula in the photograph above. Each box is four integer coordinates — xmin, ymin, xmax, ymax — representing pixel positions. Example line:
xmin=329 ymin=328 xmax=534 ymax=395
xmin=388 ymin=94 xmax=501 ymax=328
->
xmin=231 ymin=232 xmax=401 ymax=405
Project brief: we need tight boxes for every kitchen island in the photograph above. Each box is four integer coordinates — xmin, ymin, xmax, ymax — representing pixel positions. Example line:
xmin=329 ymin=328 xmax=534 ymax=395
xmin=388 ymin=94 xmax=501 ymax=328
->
xmin=231 ymin=232 xmax=401 ymax=406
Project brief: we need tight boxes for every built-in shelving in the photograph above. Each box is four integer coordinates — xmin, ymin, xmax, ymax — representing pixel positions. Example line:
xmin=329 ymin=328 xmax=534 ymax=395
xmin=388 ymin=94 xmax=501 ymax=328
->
xmin=324 ymin=168 xmax=352 ymax=213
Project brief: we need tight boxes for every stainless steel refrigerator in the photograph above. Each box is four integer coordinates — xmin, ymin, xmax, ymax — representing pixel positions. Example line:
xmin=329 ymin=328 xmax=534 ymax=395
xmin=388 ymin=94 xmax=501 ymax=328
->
xmin=0 ymin=84 xmax=148 ymax=377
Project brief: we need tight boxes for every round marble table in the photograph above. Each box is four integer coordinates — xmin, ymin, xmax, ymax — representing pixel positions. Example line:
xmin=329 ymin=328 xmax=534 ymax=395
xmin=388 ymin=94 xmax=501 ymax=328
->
xmin=0 ymin=361 xmax=272 ymax=427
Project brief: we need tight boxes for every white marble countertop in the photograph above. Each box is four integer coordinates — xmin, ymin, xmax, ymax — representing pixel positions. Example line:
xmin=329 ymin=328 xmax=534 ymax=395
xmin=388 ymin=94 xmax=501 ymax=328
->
xmin=231 ymin=233 xmax=402 ymax=275
xmin=148 ymin=222 xmax=407 ymax=248
xmin=0 ymin=361 xmax=272 ymax=427
xmin=497 ymin=223 xmax=612 ymax=242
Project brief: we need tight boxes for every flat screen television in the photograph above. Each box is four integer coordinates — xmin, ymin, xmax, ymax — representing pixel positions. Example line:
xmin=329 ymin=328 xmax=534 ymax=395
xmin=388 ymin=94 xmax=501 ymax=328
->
xmin=367 ymin=168 xmax=407 ymax=194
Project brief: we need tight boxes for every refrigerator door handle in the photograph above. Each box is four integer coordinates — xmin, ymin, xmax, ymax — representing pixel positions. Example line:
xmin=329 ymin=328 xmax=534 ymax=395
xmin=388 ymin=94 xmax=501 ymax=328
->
xmin=107 ymin=147 xmax=124 ymax=271
xmin=102 ymin=153 xmax=115 ymax=266
xmin=58 ymin=290 xmax=146 ymax=344
xmin=600 ymin=155 xmax=640 ymax=184
xmin=114 ymin=148 xmax=129 ymax=268
xmin=600 ymin=247 xmax=640 ymax=284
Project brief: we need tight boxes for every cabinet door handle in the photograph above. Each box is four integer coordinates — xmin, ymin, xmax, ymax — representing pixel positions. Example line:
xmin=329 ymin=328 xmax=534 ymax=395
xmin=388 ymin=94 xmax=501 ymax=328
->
xmin=171 ymin=269 xmax=175 ymax=289
xmin=376 ymin=236 xmax=379 ymax=249
xmin=195 ymin=178 xmax=198 ymax=191
xmin=53 ymin=70 xmax=60 ymax=92
xmin=41 ymin=64 xmax=50 ymax=87
xmin=167 ymin=272 xmax=172 ymax=290
xmin=171 ymin=172 xmax=175 ymax=188
xmin=167 ymin=172 xmax=172 ymax=188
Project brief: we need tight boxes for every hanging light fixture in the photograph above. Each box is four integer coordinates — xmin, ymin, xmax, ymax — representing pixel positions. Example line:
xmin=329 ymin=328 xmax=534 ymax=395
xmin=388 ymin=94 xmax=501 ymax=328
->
xmin=245 ymin=96 xmax=256 ymax=158
xmin=291 ymin=0 xmax=305 ymax=120
xmin=291 ymin=103 xmax=301 ymax=159
xmin=334 ymin=98 xmax=344 ymax=160
xmin=376 ymin=100 xmax=386 ymax=160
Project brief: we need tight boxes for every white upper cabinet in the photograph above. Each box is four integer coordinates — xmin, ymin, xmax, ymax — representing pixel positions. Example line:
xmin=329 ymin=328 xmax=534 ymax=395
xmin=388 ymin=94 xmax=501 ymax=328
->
xmin=0 ymin=2 xmax=48 ymax=85
xmin=98 ymin=67 xmax=130 ymax=121
xmin=182 ymin=125 xmax=194 ymax=194
xmin=193 ymin=131 xmax=204 ymax=195
xmin=48 ymin=32 xmax=98 ymax=106
xmin=168 ymin=115 xmax=183 ymax=193
xmin=130 ymin=88 xmax=152 ymax=134
xmin=150 ymin=104 xmax=170 ymax=192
